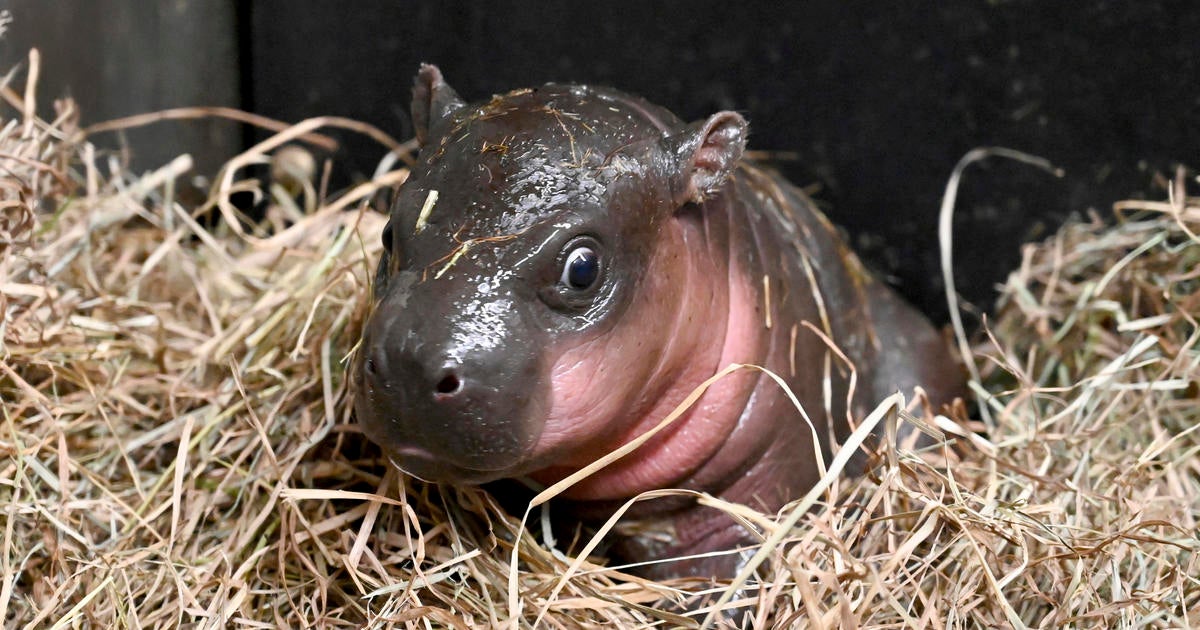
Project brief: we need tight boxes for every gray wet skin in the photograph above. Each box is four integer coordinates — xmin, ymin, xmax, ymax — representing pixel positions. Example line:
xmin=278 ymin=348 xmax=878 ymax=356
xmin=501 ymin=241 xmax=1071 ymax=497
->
xmin=354 ymin=65 xmax=965 ymax=580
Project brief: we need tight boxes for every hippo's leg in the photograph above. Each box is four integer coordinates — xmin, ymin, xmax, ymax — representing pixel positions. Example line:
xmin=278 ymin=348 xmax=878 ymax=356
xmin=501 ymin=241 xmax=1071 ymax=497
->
xmin=611 ymin=515 xmax=752 ymax=581
xmin=614 ymin=518 xmax=761 ymax=626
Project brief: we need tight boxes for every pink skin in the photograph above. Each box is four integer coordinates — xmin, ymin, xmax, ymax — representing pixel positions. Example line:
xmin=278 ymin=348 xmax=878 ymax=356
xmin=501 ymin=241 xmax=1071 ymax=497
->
xmin=529 ymin=213 xmax=766 ymax=501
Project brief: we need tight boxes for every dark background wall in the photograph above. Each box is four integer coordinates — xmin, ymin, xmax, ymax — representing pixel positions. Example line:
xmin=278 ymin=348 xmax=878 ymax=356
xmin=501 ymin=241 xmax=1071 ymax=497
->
xmin=4 ymin=1 xmax=1198 ymax=323
xmin=1 ymin=0 xmax=241 ymax=175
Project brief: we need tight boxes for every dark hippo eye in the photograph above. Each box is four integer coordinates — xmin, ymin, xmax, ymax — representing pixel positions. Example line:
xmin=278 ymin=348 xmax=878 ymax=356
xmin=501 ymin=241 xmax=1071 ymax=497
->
xmin=560 ymin=246 xmax=600 ymax=290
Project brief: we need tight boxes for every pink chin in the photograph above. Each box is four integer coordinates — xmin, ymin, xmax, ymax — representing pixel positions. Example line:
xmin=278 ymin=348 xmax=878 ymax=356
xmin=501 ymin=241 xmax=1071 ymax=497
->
xmin=529 ymin=235 xmax=764 ymax=501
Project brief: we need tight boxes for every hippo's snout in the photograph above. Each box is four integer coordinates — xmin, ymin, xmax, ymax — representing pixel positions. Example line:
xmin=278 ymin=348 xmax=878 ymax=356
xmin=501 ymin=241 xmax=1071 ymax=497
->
xmin=354 ymin=282 xmax=544 ymax=484
xmin=359 ymin=344 xmax=467 ymax=408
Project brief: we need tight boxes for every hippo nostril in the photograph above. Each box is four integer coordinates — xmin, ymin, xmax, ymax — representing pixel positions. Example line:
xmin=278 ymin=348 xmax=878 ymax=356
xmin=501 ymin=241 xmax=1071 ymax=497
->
xmin=364 ymin=357 xmax=377 ymax=376
xmin=435 ymin=373 xmax=462 ymax=396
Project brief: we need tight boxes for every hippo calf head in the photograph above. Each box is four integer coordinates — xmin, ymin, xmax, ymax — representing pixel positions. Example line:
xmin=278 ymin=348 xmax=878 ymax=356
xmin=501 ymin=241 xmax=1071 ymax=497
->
xmin=354 ymin=65 xmax=751 ymax=490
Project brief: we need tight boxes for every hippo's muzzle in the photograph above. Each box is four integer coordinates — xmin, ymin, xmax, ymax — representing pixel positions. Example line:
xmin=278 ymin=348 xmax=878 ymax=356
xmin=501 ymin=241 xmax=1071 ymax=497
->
xmin=353 ymin=271 xmax=544 ymax=484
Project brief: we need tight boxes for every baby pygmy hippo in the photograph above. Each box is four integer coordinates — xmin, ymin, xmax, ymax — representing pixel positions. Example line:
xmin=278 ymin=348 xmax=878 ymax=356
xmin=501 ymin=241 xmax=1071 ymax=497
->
xmin=354 ymin=65 xmax=963 ymax=580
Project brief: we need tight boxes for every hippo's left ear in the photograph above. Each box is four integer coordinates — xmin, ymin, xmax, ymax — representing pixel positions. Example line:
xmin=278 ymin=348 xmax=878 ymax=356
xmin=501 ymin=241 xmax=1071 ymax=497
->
xmin=664 ymin=111 xmax=748 ymax=205
xmin=412 ymin=64 xmax=466 ymax=146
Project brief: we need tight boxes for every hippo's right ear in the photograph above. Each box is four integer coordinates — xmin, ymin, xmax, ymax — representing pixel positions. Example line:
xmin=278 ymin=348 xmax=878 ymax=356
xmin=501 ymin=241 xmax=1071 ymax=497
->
xmin=664 ymin=111 xmax=748 ymax=206
xmin=412 ymin=64 xmax=466 ymax=146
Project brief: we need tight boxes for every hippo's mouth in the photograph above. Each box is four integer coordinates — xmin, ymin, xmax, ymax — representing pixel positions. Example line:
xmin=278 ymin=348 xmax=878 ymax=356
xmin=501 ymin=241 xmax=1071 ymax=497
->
xmin=383 ymin=445 xmax=522 ymax=486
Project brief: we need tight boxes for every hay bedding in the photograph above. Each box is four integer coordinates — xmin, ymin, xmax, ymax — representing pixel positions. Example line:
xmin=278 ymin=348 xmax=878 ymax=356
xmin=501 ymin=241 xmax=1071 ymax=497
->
xmin=1 ymin=50 xmax=1197 ymax=628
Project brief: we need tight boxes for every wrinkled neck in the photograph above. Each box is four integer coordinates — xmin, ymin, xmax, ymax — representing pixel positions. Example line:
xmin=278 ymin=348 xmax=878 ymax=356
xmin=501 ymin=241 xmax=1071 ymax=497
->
xmin=533 ymin=198 xmax=770 ymax=500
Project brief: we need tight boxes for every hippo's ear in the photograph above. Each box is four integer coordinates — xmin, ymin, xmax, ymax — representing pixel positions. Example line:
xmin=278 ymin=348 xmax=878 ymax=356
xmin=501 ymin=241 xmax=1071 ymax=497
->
xmin=412 ymin=64 xmax=466 ymax=146
xmin=664 ymin=111 xmax=748 ymax=205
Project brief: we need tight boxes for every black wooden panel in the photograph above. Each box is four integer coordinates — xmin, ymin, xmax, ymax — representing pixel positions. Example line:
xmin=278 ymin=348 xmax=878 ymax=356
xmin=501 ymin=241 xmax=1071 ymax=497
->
xmin=0 ymin=0 xmax=241 ymax=176
xmin=245 ymin=1 xmax=1200 ymax=321
xmin=10 ymin=1 xmax=1193 ymax=321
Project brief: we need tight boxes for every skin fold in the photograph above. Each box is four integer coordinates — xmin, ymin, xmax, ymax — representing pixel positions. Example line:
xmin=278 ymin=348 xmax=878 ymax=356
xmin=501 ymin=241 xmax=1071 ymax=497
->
xmin=354 ymin=64 xmax=965 ymax=580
